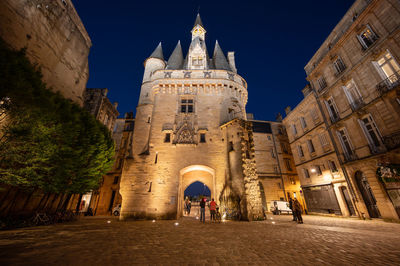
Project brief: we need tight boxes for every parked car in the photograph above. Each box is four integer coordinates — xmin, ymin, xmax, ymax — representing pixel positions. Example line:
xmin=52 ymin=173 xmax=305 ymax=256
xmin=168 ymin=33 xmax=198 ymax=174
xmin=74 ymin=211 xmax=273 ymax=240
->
xmin=270 ymin=200 xmax=292 ymax=215
xmin=112 ymin=204 xmax=121 ymax=216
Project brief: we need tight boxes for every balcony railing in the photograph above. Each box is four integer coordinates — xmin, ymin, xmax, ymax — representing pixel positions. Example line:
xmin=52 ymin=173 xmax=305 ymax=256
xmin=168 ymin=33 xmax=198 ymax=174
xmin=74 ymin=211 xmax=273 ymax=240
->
xmin=376 ymin=70 xmax=400 ymax=96
xmin=368 ymin=143 xmax=386 ymax=155
xmin=383 ymin=131 xmax=400 ymax=151
xmin=343 ymin=152 xmax=358 ymax=163
xmin=349 ymin=97 xmax=365 ymax=112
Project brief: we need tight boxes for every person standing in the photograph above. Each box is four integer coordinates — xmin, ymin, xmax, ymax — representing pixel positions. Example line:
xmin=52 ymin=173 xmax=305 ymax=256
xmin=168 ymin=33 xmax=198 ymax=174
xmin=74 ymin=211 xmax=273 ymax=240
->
xmin=200 ymin=197 xmax=206 ymax=223
xmin=289 ymin=198 xmax=297 ymax=222
xmin=209 ymin=198 xmax=217 ymax=222
xmin=293 ymin=198 xmax=303 ymax=224
xmin=187 ymin=200 xmax=192 ymax=215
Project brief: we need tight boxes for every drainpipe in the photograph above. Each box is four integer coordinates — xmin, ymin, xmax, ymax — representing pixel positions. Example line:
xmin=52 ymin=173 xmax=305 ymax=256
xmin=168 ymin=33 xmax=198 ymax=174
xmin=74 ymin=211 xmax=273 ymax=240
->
xmin=312 ymin=88 xmax=361 ymax=218
xmin=271 ymin=124 xmax=287 ymax=201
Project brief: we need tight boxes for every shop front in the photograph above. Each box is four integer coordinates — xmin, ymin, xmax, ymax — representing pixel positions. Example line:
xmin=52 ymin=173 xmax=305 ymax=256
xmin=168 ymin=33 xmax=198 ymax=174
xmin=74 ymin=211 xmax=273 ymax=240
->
xmin=377 ymin=164 xmax=400 ymax=219
xmin=302 ymin=184 xmax=341 ymax=215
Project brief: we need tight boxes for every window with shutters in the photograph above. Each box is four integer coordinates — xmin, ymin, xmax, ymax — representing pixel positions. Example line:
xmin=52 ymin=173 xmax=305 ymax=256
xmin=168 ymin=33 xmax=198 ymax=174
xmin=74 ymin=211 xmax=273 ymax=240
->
xmin=310 ymin=108 xmax=320 ymax=124
xmin=333 ymin=57 xmax=346 ymax=75
xmin=297 ymin=145 xmax=304 ymax=158
xmin=307 ymin=139 xmax=316 ymax=154
xmin=284 ymin=158 xmax=293 ymax=171
xmin=325 ymin=97 xmax=340 ymax=123
xmin=373 ymin=50 xmax=400 ymax=84
xmin=300 ymin=117 xmax=307 ymax=130
xmin=358 ymin=114 xmax=383 ymax=153
xmin=292 ymin=124 xmax=297 ymax=136
xmin=357 ymin=25 xmax=378 ymax=50
xmin=317 ymin=76 xmax=327 ymax=91
xmin=318 ymin=133 xmax=330 ymax=151
xmin=314 ymin=165 xmax=322 ymax=176
xmin=328 ymin=160 xmax=338 ymax=173
xmin=271 ymin=149 xmax=276 ymax=158
xmin=303 ymin=168 xmax=310 ymax=178
xmin=343 ymin=79 xmax=363 ymax=111
xmin=337 ymin=128 xmax=354 ymax=157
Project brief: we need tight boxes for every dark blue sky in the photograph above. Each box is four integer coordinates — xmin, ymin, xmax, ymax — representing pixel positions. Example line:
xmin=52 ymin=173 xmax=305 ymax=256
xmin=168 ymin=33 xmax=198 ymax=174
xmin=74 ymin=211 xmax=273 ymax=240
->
xmin=73 ymin=0 xmax=354 ymax=121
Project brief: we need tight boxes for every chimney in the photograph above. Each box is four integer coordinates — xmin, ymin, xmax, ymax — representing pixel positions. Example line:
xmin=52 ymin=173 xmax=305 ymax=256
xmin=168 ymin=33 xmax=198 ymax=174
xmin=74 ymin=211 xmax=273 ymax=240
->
xmin=285 ymin=106 xmax=291 ymax=115
xmin=227 ymin=52 xmax=237 ymax=73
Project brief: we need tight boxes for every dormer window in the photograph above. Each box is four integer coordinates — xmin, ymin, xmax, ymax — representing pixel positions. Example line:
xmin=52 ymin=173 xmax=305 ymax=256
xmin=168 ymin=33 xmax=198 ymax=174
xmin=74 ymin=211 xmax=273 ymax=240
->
xmin=357 ymin=25 xmax=378 ymax=50
xmin=192 ymin=56 xmax=203 ymax=66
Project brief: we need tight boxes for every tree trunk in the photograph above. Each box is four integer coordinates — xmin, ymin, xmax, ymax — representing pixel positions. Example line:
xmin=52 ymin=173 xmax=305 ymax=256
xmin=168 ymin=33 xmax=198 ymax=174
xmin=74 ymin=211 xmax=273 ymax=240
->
xmin=56 ymin=194 xmax=65 ymax=212
xmin=4 ymin=189 xmax=21 ymax=216
xmin=0 ymin=187 xmax=13 ymax=214
xmin=21 ymin=189 xmax=35 ymax=212
xmin=61 ymin=194 xmax=72 ymax=211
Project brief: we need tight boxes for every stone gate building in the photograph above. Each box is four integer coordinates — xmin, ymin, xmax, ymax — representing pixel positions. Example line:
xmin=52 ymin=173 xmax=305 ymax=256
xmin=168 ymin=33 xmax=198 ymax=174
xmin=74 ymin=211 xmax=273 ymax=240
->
xmin=119 ymin=15 xmax=267 ymax=220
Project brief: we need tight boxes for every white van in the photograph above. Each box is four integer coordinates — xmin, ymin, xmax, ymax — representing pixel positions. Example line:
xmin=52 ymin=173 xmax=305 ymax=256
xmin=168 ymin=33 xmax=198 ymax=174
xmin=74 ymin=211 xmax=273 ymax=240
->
xmin=270 ymin=200 xmax=292 ymax=215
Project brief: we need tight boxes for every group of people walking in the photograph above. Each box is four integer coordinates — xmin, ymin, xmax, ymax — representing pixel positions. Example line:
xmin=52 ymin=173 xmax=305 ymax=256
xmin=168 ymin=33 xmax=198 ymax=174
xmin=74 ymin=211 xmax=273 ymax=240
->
xmin=199 ymin=197 xmax=218 ymax=223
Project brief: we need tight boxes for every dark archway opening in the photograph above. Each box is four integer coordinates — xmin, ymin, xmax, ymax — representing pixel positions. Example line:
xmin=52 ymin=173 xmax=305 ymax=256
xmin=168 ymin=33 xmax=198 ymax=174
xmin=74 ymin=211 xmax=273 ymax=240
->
xmin=183 ymin=181 xmax=211 ymax=218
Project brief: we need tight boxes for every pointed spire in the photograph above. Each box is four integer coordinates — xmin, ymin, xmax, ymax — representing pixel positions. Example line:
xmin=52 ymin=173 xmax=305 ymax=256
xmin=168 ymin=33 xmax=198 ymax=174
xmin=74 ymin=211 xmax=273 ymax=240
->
xmin=193 ymin=13 xmax=204 ymax=28
xmin=149 ymin=42 xmax=164 ymax=60
xmin=213 ymin=40 xmax=231 ymax=71
xmin=167 ymin=41 xmax=184 ymax=69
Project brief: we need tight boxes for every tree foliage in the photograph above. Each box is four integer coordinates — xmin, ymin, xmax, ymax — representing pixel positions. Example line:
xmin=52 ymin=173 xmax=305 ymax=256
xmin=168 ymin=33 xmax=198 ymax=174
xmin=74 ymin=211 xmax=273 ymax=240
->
xmin=0 ymin=39 xmax=114 ymax=194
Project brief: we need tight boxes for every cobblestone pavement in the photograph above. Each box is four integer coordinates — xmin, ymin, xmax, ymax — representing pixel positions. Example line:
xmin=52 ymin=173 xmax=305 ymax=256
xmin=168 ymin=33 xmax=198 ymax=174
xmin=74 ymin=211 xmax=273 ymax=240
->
xmin=1 ymin=215 xmax=400 ymax=265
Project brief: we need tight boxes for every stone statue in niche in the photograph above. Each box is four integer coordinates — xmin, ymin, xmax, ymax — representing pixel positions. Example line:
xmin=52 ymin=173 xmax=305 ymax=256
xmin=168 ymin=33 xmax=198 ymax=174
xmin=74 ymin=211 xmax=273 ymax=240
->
xmin=175 ymin=121 xmax=195 ymax=144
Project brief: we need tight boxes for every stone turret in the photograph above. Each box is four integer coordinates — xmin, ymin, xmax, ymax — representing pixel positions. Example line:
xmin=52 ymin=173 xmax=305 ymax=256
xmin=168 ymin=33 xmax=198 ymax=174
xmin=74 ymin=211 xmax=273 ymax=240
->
xmin=142 ymin=42 xmax=165 ymax=83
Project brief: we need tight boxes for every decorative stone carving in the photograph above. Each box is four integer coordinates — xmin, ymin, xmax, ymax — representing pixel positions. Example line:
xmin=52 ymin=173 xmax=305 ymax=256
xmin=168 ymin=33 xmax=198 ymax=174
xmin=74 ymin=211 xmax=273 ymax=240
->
xmin=164 ymin=72 xmax=172 ymax=78
xmin=174 ymin=116 xmax=196 ymax=144
xmin=183 ymin=71 xmax=192 ymax=78
xmin=203 ymin=71 xmax=211 ymax=78
xmin=228 ymin=72 xmax=235 ymax=81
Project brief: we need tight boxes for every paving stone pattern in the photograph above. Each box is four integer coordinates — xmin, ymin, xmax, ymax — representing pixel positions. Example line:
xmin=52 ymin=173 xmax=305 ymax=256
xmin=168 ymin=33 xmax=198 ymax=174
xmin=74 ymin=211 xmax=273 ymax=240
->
xmin=0 ymin=215 xmax=400 ymax=265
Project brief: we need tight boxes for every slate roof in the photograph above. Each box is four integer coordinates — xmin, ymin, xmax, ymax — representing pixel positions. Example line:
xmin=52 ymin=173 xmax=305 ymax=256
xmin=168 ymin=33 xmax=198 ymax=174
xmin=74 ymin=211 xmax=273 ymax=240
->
xmin=148 ymin=42 xmax=164 ymax=60
xmin=166 ymin=41 xmax=184 ymax=69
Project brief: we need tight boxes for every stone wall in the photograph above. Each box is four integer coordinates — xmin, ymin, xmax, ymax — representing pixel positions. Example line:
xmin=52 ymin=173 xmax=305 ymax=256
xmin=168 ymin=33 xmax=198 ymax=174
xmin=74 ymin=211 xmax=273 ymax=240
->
xmin=0 ymin=0 xmax=92 ymax=105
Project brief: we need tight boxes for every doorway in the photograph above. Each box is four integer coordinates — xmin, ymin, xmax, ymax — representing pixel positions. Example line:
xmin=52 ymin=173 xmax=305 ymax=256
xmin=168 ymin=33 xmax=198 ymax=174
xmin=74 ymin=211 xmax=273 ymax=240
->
xmin=340 ymin=186 xmax=356 ymax=216
xmin=355 ymin=171 xmax=380 ymax=218
xmin=183 ymin=181 xmax=211 ymax=218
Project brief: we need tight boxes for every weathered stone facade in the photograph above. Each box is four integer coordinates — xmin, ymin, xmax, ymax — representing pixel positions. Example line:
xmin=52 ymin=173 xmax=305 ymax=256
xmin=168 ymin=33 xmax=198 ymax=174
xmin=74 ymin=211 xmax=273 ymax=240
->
xmin=0 ymin=0 xmax=91 ymax=105
xmin=286 ymin=0 xmax=400 ymax=220
xmin=119 ymin=15 xmax=265 ymax=220
xmin=283 ymin=86 xmax=357 ymax=216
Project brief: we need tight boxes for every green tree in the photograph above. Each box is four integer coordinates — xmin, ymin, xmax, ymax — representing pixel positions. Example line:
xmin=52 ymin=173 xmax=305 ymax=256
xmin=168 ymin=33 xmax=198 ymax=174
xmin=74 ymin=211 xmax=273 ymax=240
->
xmin=0 ymin=39 xmax=114 ymax=195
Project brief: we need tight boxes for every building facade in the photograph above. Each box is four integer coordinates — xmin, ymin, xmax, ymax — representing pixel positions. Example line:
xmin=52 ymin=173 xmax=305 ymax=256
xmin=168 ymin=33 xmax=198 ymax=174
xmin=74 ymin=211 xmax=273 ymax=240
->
xmin=293 ymin=0 xmax=400 ymax=220
xmin=283 ymin=86 xmax=356 ymax=216
xmin=251 ymin=119 xmax=303 ymax=213
xmin=0 ymin=0 xmax=91 ymax=105
xmin=119 ymin=15 xmax=265 ymax=220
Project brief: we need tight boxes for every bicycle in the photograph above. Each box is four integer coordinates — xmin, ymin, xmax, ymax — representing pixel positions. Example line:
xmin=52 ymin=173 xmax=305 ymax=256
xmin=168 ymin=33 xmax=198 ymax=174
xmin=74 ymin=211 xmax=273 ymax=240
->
xmin=32 ymin=212 xmax=50 ymax=226
xmin=215 ymin=207 xmax=222 ymax=223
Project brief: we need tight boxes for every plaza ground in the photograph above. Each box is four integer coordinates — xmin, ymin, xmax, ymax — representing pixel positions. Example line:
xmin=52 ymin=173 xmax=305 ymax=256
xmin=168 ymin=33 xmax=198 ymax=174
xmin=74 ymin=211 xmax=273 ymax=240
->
xmin=0 ymin=214 xmax=400 ymax=265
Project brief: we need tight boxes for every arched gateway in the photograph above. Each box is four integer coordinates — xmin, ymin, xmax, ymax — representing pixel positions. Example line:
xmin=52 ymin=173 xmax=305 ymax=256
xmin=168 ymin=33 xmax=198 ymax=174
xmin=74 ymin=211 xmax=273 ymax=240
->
xmin=118 ymin=14 xmax=264 ymax=221
xmin=178 ymin=165 xmax=215 ymax=217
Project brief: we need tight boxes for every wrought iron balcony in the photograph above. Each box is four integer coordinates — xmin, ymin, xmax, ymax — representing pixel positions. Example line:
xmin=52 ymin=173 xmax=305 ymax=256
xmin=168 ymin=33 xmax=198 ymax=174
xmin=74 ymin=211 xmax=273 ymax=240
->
xmin=349 ymin=97 xmax=365 ymax=112
xmin=376 ymin=70 xmax=400 ymax=96
xmin=383 ymin=131 xmax=400 ymax=151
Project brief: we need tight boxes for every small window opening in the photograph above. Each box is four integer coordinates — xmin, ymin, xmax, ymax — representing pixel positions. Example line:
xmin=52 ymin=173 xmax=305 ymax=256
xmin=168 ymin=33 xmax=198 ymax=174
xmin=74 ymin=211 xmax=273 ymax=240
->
xmin=113 ymin=176 xmax=119 ymax=184
xmin=154 ymin=153 xmax=158 ymax=164
xmin=200 ymin=133 xmax=206 ymax=143
xmin=164 ymin=133 xmax=171 ymax=143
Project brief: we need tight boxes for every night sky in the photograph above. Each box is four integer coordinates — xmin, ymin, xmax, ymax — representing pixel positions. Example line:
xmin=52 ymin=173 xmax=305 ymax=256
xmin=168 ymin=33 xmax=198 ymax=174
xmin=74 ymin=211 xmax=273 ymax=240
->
xmin=73 ymin=0 xmax=354 ymax=121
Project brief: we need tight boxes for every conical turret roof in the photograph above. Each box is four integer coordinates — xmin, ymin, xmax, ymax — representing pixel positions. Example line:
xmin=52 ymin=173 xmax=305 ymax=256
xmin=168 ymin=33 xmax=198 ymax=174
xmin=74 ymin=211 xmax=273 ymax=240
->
xmin=193 ymin=13 xmax=204 ymax=28
xmin=167 ymin=41 xmax=184 ymax=69
xmin=148 ymin=42 xmax=164 ymax=60
xmin=213 ymin=40 xmax=231 ymax=71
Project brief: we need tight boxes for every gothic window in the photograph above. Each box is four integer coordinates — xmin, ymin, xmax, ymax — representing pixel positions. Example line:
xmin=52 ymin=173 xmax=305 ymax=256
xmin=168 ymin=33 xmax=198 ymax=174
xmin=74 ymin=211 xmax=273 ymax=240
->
xmin=333 ymin=57 xmax=346 ymax=74
xmin=357 ymin=25 xmax=378 ymax=50
xmin=164 ymin=133 xmax=171 ymax=143
xmin=200 ymin=133 xmax=206 ymax=143
xmin=180 ymin=98 xmax=194 ymax=113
